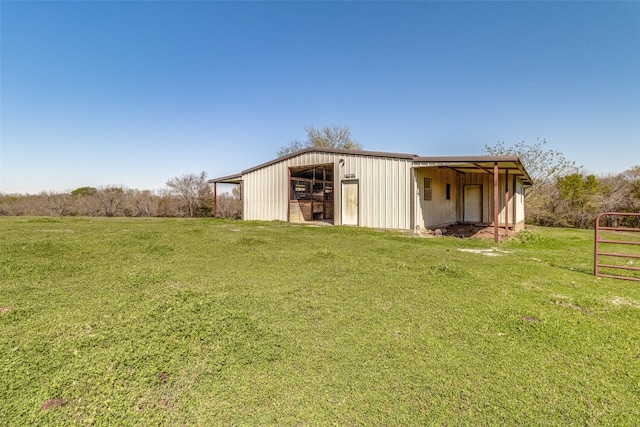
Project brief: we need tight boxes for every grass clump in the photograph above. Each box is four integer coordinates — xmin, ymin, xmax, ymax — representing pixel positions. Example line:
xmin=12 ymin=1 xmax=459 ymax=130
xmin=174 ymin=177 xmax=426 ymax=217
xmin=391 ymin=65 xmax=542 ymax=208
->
xmin=509 ymin=229 xmax=545 ymax=244
xmin=1 ymin=218 xmax=639 ymax=425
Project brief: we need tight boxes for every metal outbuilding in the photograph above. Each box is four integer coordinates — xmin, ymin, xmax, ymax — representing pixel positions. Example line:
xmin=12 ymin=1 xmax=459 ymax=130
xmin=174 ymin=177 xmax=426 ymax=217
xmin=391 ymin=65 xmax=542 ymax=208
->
xmin=209 ymin=148 xmax=532 ymax=241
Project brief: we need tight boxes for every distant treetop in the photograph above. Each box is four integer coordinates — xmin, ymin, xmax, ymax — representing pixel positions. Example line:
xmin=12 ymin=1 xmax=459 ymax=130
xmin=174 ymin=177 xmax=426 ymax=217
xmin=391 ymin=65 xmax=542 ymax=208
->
xmin=277 ymin=125 xmax=362 ymax=157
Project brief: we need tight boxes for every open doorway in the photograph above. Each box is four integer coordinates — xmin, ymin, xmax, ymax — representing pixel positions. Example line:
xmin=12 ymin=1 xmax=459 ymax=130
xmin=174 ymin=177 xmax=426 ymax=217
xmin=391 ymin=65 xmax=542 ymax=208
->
xmin=289 ymin=164 xmax=334 ymax=223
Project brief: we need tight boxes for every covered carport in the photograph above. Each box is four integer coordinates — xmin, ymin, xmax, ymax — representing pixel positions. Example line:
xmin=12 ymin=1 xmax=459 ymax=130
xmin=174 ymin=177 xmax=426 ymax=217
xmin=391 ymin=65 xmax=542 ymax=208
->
xmin=413 ymin=156 xmax=533 ymax=242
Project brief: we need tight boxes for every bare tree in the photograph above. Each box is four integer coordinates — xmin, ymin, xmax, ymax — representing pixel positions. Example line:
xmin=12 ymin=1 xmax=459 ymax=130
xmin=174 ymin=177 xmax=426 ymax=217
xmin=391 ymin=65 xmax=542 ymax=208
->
xmin=39 ymin=191 xmax=71 ymax=216
xmin=0 ymin=194 xmax=24 ymax=216
xmin=215 ymin=192 xmax=242 ymax=219
xmin=165 ymin=172 xmax=211 ymax=217
xmin=621 ymin=166 xmax=640 ymax=212
xmin=96 ymin=186 xmax=126 ymax=217
xmin=483 ymin=139 xmax=580 ymax=191
xmin=124 ymin=189 xmax=158 ymax=217
xmin=483 ymin=139 xmax=582 ymax=225
xmin=277 ymin=125 xmax=362 ymax=157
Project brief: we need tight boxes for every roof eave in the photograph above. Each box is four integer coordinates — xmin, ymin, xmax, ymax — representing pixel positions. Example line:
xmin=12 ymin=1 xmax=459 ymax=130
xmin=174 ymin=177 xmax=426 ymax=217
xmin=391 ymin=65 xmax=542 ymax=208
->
xmin=413 ymin=156 xmax=533 ymax=186
xmin=208 ymin=173 xmax=243 ymax=184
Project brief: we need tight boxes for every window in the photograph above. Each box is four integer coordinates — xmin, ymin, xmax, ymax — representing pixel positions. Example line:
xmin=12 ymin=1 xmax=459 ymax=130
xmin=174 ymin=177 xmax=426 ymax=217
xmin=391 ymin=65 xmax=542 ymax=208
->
xmin=424 ymin=178 xmax=432 ymax=201
xmin=445 ymin=183 xmax=451 ymax=200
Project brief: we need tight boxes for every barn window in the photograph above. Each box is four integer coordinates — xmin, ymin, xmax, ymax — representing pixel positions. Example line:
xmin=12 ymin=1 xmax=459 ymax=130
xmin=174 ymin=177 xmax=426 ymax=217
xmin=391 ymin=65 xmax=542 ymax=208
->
xmin=445 ymin=183 xmax=451 ymax=200
xmin=424 ymin=178 xmax=432 ymax=201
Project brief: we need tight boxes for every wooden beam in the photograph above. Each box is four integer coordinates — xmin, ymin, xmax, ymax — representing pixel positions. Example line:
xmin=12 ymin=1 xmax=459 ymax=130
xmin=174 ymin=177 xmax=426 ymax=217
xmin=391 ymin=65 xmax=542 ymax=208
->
xmin=474 ymin=162 xmax=495 ymax=175
xmin=439 ymin=166 xmax=467 ymax=175
xmin=213 ymin=182 xmax=217 ymax=219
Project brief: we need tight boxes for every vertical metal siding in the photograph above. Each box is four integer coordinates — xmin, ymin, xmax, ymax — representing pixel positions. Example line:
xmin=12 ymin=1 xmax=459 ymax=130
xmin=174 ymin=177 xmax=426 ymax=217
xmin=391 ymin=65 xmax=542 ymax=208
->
xmin=366 ymin=155 xmax=411 ymax=229
xmin=515 ymin=178 xmax=525 ymax=223
xmin=243 ymin=161 xmax=288 ymax=221
xmin=243 ymin=151 xmax=413 ymax=229
xmin=456 ymin=172 xmax=465 ymax=223
xmin=460 ymin=172 xmax=525 ymax=225
xmin=498 ymin=175 xmax=526 ymax=226
xmin=415 ymin=168 xmax=459 ymax=228
xmin=335 ymin=154 xmax=412 ymax=229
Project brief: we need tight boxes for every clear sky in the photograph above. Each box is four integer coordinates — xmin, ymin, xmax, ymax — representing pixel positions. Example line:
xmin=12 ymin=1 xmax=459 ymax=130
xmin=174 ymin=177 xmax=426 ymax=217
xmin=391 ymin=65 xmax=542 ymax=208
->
xmin=1 ymin=1 xmax=639 ymax=194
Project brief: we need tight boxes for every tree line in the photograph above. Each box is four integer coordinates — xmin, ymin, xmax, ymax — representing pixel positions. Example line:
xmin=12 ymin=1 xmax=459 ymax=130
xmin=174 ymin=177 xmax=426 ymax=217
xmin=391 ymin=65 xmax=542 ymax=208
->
xmin=2 ymin=126 xmax=638 ymax=229
xmin=525 ymin=167 xmax=640 ymax=228
xmin=1 ymin=125 xmax=356 ymax=219
xmin=0 ymin=172 xmax=241 ymax=218
xmin=483 ymin=140 xmax=640 ymax=228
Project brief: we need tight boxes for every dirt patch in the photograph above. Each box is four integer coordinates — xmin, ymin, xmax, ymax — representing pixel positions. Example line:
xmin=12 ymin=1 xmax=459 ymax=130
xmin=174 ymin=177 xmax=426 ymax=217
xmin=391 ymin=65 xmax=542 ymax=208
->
xmin=609 ymin=296 xmax=640 ymax=309
xmin=552 ymin=300 xmax=593 ymax=314
xmin=157 ymin=372 xmax=169 ymax=385
xmin=457 ymin=248 xmax=510 ymax=257
xmin=0 ymin=306 xmax=12 ymax=315
xmin=521 ymin=316 xmax=541 ymax=323
xmin=445 ymin=224 xmax=502 ymax=239
xmin=157 ymin=398 xmax=173 ymax=410
xmin=41 ymin=398 xmax=69 ymax=411
xmin=416 ymin=224 xmax=511 ymax=239
xmin=303 ymin=220 xmax=334 ymax=227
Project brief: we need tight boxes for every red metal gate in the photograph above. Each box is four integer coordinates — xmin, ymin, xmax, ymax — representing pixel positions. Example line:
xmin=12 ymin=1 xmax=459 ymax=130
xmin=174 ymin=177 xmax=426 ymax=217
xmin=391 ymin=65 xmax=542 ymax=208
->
xmin=594 ymin=212 xmax=640 ymax=281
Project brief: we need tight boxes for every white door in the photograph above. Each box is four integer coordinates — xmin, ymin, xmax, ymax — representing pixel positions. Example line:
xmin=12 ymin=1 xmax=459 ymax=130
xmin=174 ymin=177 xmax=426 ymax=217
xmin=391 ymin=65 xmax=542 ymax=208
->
xmin=464 ymin=185 xmax=482 ymax=223
xmin=341 ymin=181 xmax=359 ymax=226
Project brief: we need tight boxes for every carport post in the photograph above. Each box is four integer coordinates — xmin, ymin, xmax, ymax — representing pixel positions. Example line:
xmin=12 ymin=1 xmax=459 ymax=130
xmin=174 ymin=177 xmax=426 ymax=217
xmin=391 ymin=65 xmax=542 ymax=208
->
xmin=213 ymin=182 xmax=217 ymax=219
xmin=494 ymin=162 xmax=499 ymax=243
xmin=504 ymin=169 xmax=509 ymax=236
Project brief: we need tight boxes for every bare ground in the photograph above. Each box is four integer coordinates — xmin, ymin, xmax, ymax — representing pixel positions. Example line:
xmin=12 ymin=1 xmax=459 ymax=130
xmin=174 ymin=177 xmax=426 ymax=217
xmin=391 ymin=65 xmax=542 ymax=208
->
xmin=439 ymin=224 xmax=507 ymax=239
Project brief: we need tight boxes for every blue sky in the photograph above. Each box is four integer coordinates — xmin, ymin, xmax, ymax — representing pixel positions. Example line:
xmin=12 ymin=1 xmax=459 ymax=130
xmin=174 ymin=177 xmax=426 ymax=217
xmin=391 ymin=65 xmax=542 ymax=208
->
xmin=1 ymin=1 xmax=639 ymax=194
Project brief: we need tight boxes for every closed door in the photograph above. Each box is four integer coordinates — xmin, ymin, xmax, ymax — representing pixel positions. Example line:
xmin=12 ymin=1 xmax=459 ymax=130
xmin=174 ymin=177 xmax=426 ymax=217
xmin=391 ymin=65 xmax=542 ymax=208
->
xmin=464 ymin=185 xmax=482 ymax=222
xmin=341 ymin=181 xmax=359 ymax=226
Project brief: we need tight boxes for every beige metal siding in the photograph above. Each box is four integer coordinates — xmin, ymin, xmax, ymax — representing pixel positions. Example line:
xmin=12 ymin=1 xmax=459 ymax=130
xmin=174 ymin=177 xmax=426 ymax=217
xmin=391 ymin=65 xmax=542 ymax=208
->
xmin=243 ymin=161 xmax=289 ymax=221
xmin=515 ymin=178 xmax=525 ymax=223
xmin=496 ymin=175 xmax=521 ymax=226
xmin=340 ymin=154 xmax=412 ymax=229
xmin=460 ymin=172 xmax=525 ymax=226
xmin=497 ymin=175 xmax=526 ymax=226
xmin=415 ymin=168 xmax=459 ymax=228
xmin=242 ymin=151 xmax=413 ymax=229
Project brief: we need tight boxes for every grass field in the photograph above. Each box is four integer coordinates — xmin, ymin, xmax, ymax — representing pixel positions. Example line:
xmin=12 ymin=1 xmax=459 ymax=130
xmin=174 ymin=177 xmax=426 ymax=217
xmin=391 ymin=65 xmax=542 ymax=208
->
xmin=1 ymin=217 xmax=639 ymax=425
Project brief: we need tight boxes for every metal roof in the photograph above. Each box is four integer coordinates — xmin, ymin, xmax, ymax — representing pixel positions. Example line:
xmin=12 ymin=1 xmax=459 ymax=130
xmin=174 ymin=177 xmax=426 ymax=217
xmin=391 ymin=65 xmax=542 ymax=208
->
xmin=242 ymin=147 xmax=416 ymax=175
xmin=413 ymin=156 xmax=533 ymax=186
xmin=208 ymin=173 xmax=243 ymax=184
xmin=208 ymin=149 xmax=533 ymax=185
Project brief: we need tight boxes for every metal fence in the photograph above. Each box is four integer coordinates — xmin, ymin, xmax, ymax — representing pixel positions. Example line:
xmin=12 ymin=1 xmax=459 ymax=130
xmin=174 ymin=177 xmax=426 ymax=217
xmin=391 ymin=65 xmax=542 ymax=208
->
xmin=594 ymin=212 xmax=640 ymax=282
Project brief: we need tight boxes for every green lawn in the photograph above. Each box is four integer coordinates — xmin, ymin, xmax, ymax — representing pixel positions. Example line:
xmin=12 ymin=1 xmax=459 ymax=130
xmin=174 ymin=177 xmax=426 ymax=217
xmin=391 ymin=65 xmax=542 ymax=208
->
xmin=1 ymin=217 xmax=639 ymax=425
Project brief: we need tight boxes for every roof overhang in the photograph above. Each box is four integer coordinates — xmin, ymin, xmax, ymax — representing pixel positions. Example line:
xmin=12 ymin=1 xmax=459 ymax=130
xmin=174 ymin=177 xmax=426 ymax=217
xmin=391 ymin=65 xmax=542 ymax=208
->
xmin=208 ymin=173 xmax=243 ymax=185
xmin=412 ymin=156 xmax=533 ymax=186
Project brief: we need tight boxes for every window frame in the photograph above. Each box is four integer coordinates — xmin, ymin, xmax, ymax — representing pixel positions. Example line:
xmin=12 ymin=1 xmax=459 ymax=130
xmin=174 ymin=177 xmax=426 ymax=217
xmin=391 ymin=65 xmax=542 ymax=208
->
xmin=424 ymin=178 xmax=432 ymax=201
